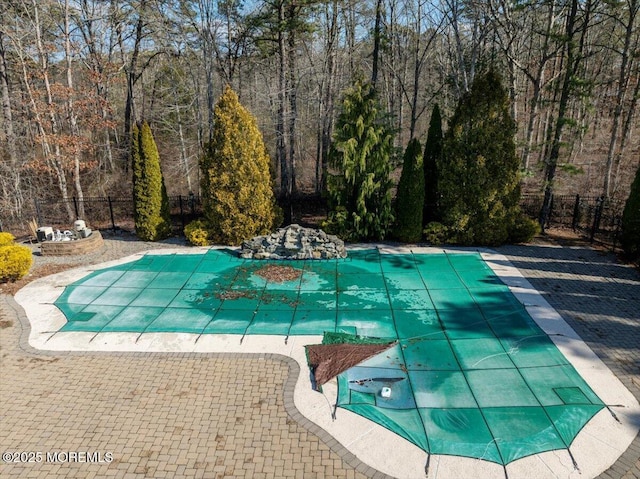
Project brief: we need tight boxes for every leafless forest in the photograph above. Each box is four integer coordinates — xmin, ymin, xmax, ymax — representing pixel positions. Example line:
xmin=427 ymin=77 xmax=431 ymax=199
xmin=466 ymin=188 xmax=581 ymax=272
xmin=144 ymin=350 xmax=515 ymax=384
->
xmin=1 ymin=0 xmax=639 ymax=230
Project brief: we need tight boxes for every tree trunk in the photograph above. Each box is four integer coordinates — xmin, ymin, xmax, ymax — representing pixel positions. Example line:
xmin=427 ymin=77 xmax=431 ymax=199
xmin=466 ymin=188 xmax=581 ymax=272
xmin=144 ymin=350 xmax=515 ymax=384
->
xmin=371 ymin=0 xmax=383 ymax=88
xmin=80 ymin=0 xmax=115 ymax=172
xmin=613 ymin=70 xmax=640 ymax=196
xmin=123 ymin=0 xmax=146 ymax=169
xmin=276 ymin=0 xmax=291 ymax=222
xmin=176 ymin=103 xmax=192 ymax=192
xmin=603 ymin=0 xmax=638 ymax=198
xmin=315 ymin=0 xmax=338 ymax=193
xmin=287 ymin=2 xmax=298 ymax=195
xmin=0 ymin=33 xmax=17 ymax=168
xmin=449 ymin=0 xmax=469 ymax=94
xmin=31 ymin=0 xmax=74 ymax=221
xmin=540 ymin=0 xmax=581 ymax=230
xmin=0 ymin=31 xmax=22 ymax=219
xmin=64 ymin=0 xmax=86 ymax=219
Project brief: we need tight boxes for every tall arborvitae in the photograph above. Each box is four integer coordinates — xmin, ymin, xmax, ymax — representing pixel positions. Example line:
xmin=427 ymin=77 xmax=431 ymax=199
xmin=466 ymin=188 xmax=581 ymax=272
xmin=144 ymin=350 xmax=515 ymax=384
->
xmin=622 ymin=163 xmax=640 ymax=260
xmin=199 ymin=86 xmax=279 ymax=245
xmin=132 ymin=122 xmax=172 ymax=241
xmin=423 ymin=104 xmax=443 ymax=224
xmin=439 ymin=70 xmax=523 ymax=245
xmin=395 ymin=138 xmax=425 ymax=242
xmin=324 ymin=78 xmax=394 ymax=241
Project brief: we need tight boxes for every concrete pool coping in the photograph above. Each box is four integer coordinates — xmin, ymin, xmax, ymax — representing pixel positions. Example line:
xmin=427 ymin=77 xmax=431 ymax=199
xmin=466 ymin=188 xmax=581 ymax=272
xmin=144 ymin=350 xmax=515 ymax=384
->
xmin=14 ymin=245 xmax=640 ymax=479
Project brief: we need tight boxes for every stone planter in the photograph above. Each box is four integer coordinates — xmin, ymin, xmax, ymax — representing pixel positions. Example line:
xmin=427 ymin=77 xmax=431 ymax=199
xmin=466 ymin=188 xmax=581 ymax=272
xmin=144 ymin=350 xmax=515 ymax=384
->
xmin=40 ymin=230 xmax=104 ymax=256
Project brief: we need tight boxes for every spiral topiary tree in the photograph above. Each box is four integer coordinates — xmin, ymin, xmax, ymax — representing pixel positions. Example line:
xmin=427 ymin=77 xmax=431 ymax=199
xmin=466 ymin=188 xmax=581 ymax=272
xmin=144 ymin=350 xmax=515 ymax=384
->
xmin=395 ymin=138 xmax=425 ymax=242
xmin=198 ymin=86 xmax=280 ymax=245
xmin=323 ymin=78 xmax=395 ymax=241
xmin=132 ymin=122 xmax=172 ymax=241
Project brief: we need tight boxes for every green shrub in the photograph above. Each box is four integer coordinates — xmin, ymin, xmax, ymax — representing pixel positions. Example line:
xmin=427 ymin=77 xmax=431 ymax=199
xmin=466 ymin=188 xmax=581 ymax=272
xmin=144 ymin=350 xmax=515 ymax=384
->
xmin=395 ymin=138 xmax=425 ymax=243
xmin=324 ymin=78 xmax=395 ymax=241
xmin=622 ymin=163 xmax=640 ymax=260
xmin=0 ymin=232 xmax=15 ymax=247
xmin=439 ymin=70 xmax=522 ymax=246
xmin=184 ymin=220 xmax=212 ymax=246
xmin=423 ymin=222 xmax=450 ymax=245
xmin=200 ymin=86 xmax=279 ymax=245
xmin=321 ymin=206 xmax=352 ymax=240
xmin=0 ymin=244 xmax=33 ymax=282
xmin=423 ymin=104 xmax=443 ymax=224
xmin=132 ymin=121 xmax=172 ymax=242
xmin=509 ymin=214 xmax=541 ymax=244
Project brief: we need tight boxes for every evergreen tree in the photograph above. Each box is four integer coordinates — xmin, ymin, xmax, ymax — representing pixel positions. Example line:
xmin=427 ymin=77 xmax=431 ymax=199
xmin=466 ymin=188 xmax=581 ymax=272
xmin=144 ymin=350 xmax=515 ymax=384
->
xmin=395 ymin=138 xmax=425 ymax=242
xmin=199 ymin=86 xmax=279 ymax=245
xmin=132 ymin=122 xmax=172 ymax=241
xmin=324 ymin=78 xmax=395 ymax=241
xmin=621 ymin=163 xmax=640 ymax=260
xmin=439 ymin=70 xmax=522 ymax=246
xmin=423 ymin=104 xmax=443 ymax=224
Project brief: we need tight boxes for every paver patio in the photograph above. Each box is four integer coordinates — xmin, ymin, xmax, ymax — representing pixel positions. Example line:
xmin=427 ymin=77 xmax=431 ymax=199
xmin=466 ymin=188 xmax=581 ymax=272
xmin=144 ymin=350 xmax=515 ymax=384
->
xmin=0 ymin=234 xmax=638 ymax=478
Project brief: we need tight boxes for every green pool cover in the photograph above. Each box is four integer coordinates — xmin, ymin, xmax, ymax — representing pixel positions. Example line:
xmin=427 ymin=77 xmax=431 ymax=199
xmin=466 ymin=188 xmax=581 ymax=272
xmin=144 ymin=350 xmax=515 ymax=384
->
xmin=55 ymin=249 xmax=604 ymax=466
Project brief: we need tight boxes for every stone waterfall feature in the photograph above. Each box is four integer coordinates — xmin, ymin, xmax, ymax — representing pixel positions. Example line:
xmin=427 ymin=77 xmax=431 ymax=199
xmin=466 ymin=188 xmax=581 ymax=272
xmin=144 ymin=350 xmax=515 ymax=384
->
xmin=239 ymin=224 xmax=347 ymax=260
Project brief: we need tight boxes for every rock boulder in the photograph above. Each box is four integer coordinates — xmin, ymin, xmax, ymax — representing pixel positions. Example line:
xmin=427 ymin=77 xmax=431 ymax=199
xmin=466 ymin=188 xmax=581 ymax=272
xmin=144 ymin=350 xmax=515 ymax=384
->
xmin=239 ymin=224 xmax=347 ymax=260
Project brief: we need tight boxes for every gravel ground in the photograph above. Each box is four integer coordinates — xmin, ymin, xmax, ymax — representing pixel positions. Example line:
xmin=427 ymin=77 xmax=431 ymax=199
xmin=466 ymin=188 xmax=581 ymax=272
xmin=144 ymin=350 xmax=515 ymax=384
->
xmin=26 ymin=230 xmax=190 ymax=267
xmin=0 ymin=230 xmax=192 ymax=295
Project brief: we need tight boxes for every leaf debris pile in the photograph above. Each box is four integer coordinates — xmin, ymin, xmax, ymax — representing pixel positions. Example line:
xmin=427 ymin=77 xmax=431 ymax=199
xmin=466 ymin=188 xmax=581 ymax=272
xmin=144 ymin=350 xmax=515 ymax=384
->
xmin=254 ymin=264 xmax=302 ymax=283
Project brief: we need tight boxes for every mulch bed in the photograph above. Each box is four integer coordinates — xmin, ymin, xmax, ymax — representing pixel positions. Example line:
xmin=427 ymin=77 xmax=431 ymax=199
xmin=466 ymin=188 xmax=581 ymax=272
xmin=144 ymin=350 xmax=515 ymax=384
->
xmin=0 ymin=264 xmax=81 ymax=296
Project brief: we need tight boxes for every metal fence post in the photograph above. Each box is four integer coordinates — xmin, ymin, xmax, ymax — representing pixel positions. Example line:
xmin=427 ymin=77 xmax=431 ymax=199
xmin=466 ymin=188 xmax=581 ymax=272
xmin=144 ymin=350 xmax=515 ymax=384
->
xmin=108 ymin=196 xmax=116 ymax=232
xmin=590 ymin=196 xmax=604 ymax=243
xmin=546 ymin=194 xmax=554 ymax=229
xmin=179 ymin=195 xmax=185 ymax=229
xmin=571 ymin=194 xmax=580 ymax=230
xmin=34 ymin=198 xmax=43 ymax=225
xmin=189 ymin=192 xmax=195 ymax=216
xmin=612 ymin=217 xmax=622 ymax=251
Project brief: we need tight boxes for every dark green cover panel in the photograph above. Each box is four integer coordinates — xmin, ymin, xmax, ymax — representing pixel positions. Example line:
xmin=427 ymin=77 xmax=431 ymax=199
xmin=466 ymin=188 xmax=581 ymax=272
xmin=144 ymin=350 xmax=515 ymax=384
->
xmin=420 ymin=408 xmax=502 ymax=464
xmin=342 ymin=404 xmax=429 ymax=451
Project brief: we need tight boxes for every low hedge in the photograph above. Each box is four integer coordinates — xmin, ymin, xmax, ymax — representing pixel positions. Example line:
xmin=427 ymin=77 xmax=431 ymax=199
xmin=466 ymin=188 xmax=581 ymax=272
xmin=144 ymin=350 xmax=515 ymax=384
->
xmin=0 ymin=243 xmax=33 ymax=282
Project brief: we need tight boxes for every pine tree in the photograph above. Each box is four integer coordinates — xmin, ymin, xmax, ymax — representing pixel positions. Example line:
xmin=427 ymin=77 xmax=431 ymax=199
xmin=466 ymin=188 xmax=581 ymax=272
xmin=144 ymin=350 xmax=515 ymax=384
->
xmin=199 ymin=86 xmax=279 ymax=245
xmin=621 ymin=163 xmax=640 ymax=260
xmin=423 ymin=104 xmax=443 ymax=224
xmin=324 ymin=78 xmax=395 ymax=241
xmin=132 ymin=122 xmax=172 ymax=241
xmin=395 ymin=138 xmax=425 ymax=242
xmin=439 ymin=70 xmax=522 ymax=246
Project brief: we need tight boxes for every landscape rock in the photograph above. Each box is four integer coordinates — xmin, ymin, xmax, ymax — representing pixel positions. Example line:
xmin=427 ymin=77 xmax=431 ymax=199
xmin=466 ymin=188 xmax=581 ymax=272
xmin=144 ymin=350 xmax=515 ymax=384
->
xmin=239 ymin=224 xmax=347 ymax=260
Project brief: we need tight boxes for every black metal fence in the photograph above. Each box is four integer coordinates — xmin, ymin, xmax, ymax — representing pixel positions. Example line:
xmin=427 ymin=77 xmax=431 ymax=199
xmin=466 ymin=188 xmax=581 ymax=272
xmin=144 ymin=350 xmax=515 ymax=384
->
xmin=11 ymin=193 xmax=322 ymax=235
xmin=520 ymin=194 xmax=625 ymax=247
xmin=2 ymin=192 xmax=626 ymax=248
xmin=26 ymin=194 xmax=204 ymax=234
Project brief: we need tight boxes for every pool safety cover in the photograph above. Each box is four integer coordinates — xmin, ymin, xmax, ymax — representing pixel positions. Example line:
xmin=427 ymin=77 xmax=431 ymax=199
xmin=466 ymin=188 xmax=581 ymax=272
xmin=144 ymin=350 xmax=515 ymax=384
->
xmin=55 ymin=248 xmax=604 ymax=465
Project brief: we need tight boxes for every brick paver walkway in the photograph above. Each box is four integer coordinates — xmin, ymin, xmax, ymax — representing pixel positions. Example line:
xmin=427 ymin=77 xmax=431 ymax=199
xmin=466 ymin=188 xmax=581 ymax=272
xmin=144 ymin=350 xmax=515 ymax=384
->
xmin=0 ymin=235 xmax=638 ymax=478
xmin=0 ymin=296 xmax=373 ymax=479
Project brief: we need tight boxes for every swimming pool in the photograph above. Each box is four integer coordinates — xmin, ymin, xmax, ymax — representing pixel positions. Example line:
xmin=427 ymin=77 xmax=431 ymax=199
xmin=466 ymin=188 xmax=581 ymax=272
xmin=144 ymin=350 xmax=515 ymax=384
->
xmin=53 ymin=248 xmax=605 ymax=467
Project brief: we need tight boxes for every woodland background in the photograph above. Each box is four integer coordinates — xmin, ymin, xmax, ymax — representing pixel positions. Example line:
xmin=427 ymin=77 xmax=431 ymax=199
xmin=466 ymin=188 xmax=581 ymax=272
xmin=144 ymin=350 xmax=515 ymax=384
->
xmin=1 ymin=0 xmax=639 ymax=231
